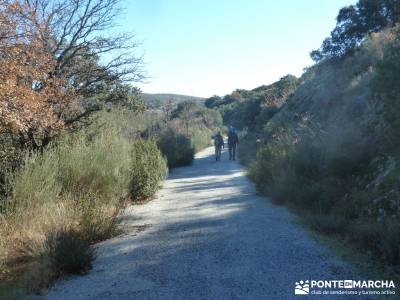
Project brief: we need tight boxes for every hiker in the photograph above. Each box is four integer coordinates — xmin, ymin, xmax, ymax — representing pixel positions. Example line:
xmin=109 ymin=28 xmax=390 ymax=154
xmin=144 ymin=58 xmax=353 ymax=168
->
xmin=228 ymin=126 xmax=239 ymax=160
xmin=213 ymin=131 xmax=224 ymax=161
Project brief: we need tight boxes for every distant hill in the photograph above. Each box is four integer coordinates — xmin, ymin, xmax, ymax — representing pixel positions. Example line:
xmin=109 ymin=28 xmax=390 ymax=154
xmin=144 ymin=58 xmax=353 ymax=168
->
xmin=142 ymin=93 xmax=205 ymax=108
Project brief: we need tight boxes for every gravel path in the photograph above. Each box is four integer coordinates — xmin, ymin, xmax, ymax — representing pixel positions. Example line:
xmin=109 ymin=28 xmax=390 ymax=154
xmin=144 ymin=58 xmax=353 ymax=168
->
xmin=43 ymin=146 xmax=364 ymax=300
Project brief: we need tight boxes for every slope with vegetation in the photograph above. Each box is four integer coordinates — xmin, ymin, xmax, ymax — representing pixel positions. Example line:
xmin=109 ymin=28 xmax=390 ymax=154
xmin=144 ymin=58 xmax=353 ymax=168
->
xmin=205 ymin=74 xmax=299 ymax=165
xmin=208 ymin=0 xmax=400 ymax=274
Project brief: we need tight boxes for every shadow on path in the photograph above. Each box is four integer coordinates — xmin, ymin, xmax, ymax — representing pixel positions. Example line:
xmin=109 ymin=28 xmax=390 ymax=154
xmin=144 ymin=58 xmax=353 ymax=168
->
xmin=43 ymin=146 xmax=365 ymax=300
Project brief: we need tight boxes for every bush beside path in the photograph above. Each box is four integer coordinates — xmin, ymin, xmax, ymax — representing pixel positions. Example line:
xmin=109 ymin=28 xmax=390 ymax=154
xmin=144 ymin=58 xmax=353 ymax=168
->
xmin=43 ymin=145 xmax=361 ymax=300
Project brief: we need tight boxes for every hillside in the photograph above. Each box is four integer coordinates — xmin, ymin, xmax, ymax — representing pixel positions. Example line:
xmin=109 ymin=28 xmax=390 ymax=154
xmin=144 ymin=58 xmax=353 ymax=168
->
xmin=204 ymin=75 xmax=298 ymax=132
xmin=142 ymin=93 xmax=205 ymax=108
xmin=210 ymin=27 xmax=400 ymax=271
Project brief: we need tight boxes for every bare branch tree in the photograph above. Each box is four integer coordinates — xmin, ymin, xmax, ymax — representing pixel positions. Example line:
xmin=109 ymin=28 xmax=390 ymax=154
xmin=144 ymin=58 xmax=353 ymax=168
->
xmin=0 ymin=0 xmax=144 ymax=138
xmin=17 ymin=0 xmax=144 ymax=94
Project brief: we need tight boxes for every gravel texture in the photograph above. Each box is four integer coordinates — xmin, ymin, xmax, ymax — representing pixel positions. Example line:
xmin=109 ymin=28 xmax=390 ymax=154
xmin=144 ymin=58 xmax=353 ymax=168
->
xmin=42 ymin=146 xmax=366 ymax=300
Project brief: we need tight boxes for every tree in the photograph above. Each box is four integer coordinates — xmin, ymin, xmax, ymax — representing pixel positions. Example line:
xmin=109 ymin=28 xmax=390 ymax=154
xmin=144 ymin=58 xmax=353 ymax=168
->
xmin=7 ymin=0 xmax=143 ymax=122
xmin=161 ymin=99 xmax=175 ymax=124
xmin=311 ymin=0 xmax=400 ymax=62
xmin=205 ymin=95 xmax=222 ymax=108
xmin=0 ymin=0 xmax=75 ymax=142
xmin=201 ymin=109 xmax=222 ymax=129
xmin=0 ymin=0 xmax=144 ymax=141
xmin=172 ymin=101 xmax=199 ymax=135
xmin=20 ymin=0 xmax=144 ymax=91
xmin=204 ymin=93 xmax=241 ymax=109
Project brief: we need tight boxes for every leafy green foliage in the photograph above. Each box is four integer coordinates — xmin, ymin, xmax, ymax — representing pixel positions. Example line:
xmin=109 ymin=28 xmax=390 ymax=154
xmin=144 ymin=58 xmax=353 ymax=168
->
xmin=248 ymin=122 xmax=400 ymax=265
xmin=170 ymin=101 xmax=222 ymax=127
xmin=56 ymin=129 xmax=133 ymax=200
xmin=250 ymin=124 xmax=374 ymax=213
xmin=0 ymin=111 xmax=169 ymax=293
xmin=144 ymin=100 xmax=219 ymax=168
xmin=129 ymin=140 xmax=167 ymax=201
xmin=311 ymin=0 xmax=400 ymax=61
xmin=190 ymin=126 xmax=214 ymax=153
xmin=207 ymin=75 xmax=298 ymax=132
xmin=205 ymin=94 xmax=239 ymax=109
xmin=239 ymin=28 xmax=400 ymax=268
xmin=157 ymin=129 xmax=194 ymax=168
xmin=204 ymin=95 xmax=222 ymax=108
xmin=95 ymin=84 xmax=145 ymax=112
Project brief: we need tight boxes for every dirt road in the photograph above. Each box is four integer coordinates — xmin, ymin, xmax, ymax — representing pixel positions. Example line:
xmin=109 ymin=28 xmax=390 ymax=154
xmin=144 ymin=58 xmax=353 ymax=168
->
xmin=44 ymin=146 xmax=361 ymax=300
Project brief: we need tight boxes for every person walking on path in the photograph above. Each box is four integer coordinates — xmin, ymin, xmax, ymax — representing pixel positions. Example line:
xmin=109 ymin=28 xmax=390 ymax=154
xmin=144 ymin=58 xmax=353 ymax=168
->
xmin=213 ymin=132 xmax=224 ymax=161
xmin=228 ymin=126 xmax=239 ymax=160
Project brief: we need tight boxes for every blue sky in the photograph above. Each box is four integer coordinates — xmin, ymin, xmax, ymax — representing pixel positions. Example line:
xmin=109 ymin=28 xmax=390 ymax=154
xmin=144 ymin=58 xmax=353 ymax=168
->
xmin=119 ymin=0 xmax=356 ymax=97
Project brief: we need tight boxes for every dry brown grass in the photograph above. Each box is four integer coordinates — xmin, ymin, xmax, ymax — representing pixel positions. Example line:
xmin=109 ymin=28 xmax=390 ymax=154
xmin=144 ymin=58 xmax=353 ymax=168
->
xmin=0 ymin=114 xmax=167 ymax=295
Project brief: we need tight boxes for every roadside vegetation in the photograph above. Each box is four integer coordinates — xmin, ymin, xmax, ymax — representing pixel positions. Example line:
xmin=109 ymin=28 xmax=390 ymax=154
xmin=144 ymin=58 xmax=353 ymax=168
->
xmin=147 ymin=101 xmax=222 ymax=168
xmin=0 ymin=0 xmax=220 ymax=298
xmin=207 ymin=0 xmax=400 ymax=275
xmin=0 ymin=112 xmax=167 ymax=297
xmin=0 ymin=105 xmax=219 ymax=298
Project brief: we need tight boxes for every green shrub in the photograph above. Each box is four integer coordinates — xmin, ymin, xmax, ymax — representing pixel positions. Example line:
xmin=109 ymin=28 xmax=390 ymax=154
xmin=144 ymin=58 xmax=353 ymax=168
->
xmin=372 ymin=28 xmax=400 ymax=135
xmin=350 ymin=221 xmax=400 ymax=266
xmin=191 ymin=127 xmax=212 ymax=153
xmin=0 ymin=134 xmax=24 ymax=201
xmin=0 ymin=118 xmax=169 ymax=293
xmin=249 ymin=135 xmax=291 ymax=196
xmin=249 ymin=123 xmax=373 ymax=212
xmin=3 ymin=150 xmax=62 ymax=216
xmin=45 ymin=228 xmax=96 ymax=275
xmin=306 ymin=214 xmax=348 ymax=235
xmin=157 ymin=129 xmax=194 ymax=168
xmin=56 ymin=128 xmax=133 ymax=200
xmin=237 ymin=130 xmax=259 ymax=167
xmin=248 ymin=122 xmax=400 ymax=266
xmin=130 ymin=140 xmax=167 ymax=201
xmin=78 ymin=194 xmax=121 ymax=243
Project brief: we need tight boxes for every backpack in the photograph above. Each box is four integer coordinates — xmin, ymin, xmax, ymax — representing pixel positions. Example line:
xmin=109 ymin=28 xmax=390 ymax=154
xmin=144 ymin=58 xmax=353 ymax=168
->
xmin=214 ymin=134 xmax=223 ymax=147
xmin=228 ymin=131 xmax=238 ymax=144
